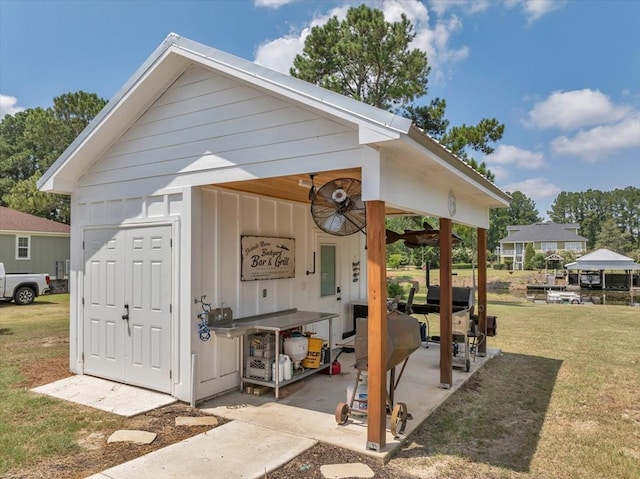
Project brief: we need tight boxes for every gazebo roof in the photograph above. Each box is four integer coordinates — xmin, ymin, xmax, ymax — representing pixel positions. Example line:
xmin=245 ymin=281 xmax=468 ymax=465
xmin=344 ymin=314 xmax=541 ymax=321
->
xmin=565 ymin=248 xmax=640 ymax=271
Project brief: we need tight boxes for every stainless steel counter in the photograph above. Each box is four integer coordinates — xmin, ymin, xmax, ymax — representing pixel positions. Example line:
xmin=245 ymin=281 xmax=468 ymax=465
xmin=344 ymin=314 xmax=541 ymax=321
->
xmin=210 ymin=308 xmax=339 ymax=398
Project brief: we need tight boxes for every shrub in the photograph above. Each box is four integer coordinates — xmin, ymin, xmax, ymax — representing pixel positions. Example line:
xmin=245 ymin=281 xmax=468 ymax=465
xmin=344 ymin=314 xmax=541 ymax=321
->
xmin=387 ymin=281 xmax=406 ymax=299
xmin=387 ymin=253 xmax=409 ymax=269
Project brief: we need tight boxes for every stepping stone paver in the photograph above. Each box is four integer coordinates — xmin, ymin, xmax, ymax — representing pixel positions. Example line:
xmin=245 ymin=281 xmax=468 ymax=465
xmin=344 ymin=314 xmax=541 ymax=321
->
xmin=175 ymin=416 xmax=219 ymax=427
xmin=107 ymin=429 xmax=157 ymax=445
xmin=320 ymin=463 xmax=374 ymax=478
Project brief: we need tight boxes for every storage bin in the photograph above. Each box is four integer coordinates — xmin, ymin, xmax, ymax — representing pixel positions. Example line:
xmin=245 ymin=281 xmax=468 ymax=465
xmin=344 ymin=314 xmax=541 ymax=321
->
xmin=246 ymin=356 xmax=273 ymax=380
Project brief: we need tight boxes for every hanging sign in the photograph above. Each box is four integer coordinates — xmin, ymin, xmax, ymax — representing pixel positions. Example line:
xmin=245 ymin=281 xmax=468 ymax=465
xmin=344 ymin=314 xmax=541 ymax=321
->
xmin=241 ymin=235 xmax=295 ymax=281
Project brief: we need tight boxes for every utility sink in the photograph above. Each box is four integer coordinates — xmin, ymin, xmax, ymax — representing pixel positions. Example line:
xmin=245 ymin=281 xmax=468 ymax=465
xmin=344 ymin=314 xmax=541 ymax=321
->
xmin=209 ymin=320 xmax=255 ymax=338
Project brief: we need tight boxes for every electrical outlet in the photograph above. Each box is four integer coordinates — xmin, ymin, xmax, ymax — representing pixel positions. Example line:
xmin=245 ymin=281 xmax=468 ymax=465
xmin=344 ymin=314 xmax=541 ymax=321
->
xmin=262 ymin=289 xmax=267 ymax=298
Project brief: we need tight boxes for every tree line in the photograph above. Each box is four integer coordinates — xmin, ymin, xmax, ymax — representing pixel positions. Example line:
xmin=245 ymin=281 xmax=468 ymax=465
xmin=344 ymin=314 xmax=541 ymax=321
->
xmin=0 ymin=91 xmax=107 ymax=223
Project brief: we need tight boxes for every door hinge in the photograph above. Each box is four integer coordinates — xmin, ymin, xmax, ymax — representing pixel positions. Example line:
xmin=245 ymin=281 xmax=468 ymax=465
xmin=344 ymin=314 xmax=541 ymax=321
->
xmin=82 ymin=241 xmax=85 ymax=250
xmin=169 ymin=370 xmax=172 ymax=379
xmin=81 ymin=352 xmax=84 ymax=361
xmin=82 ymin=297 xmax=85 ymax=306
xmin=170 ymin=238 xmax=173 ymax=248
xmin=169 ymin=304 xmax=172 ymax=313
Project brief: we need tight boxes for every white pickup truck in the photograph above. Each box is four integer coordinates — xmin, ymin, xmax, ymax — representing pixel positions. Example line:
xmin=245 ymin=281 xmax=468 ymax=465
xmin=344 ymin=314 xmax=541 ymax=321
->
xmin=0 ymin=262 xmax=51 ymax=305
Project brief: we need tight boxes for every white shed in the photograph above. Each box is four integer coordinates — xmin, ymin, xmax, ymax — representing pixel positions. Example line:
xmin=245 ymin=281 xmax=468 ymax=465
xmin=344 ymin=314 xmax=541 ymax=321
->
xmin=39 ymin=33 xmax=509 ymax=448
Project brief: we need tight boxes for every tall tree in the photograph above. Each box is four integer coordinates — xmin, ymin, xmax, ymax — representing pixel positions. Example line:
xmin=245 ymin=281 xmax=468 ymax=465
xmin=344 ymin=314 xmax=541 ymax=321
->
xmin=548 ymin=187 xmax=640 ymax=249
xmin=0 ymin=91 xmax=106 ymax=222
xmin=594 ymin=218 xmax=634 ymax=254
xmin=291 ymin=4 xmax=429 ymax=110
xmin=291 ymin=4 xmax=504 ymax=181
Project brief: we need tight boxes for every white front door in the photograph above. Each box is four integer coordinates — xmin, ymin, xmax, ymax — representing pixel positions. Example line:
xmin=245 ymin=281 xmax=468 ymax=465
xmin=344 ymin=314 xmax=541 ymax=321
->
xmin=312 ymin=236 xmax=342 ymax=348
xmin=83 ymin=226 xmax=172 ymax=393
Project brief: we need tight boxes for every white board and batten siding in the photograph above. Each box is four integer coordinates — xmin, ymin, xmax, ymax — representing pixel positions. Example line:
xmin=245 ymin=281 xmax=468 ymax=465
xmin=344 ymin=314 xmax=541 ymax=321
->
xmin=194 ymin=187 xmax=362 ymax=401
xmin=70 ymin=193 xmax=184 ymax=395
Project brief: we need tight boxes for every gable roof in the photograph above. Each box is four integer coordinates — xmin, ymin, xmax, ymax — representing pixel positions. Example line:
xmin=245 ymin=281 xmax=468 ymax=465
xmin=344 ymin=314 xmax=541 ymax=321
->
xmin=0 ymin=206 xmax=70 ymax=234
xmin=565 ymin=248 xmax=640 ymax=270
xmin=500 ymin=222 xmax=587 ymax=243
xmin=37 ymin=33 xmax=510 ymax=209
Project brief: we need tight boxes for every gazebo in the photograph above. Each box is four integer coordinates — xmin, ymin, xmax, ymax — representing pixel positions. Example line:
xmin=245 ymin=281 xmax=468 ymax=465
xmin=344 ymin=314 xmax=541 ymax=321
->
xmin=565 ymin=248 xmax=640 ymax=291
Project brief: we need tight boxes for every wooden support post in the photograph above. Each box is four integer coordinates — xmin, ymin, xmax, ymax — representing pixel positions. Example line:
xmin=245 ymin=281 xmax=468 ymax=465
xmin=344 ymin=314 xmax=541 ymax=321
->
xmin=366 ymin=201 xmax=387 ymax=451
xmin=477 ymin=228 xmax=487 ymax=356
xmin=439 ymin=217 xmax=453 ymax=388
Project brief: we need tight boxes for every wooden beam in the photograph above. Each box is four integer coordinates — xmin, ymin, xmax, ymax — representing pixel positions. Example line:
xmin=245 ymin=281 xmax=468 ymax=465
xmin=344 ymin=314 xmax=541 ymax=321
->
xmin=366 ymin=200 xmax=387 ymax=451
xmin=439 ymin=217 xmax=453 ymax=388
xmin=477 ymin=228 xmax=487 ymax=356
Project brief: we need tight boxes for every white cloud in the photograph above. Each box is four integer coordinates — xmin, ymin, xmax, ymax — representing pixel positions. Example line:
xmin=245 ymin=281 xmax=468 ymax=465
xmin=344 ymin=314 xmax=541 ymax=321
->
xmin=254 ymin=4 xmax=351 ymax=73
xmin=254 ymin=1 xmax=469 ymax=79
xmin=0 ymin=94 xmax=25 ymax=117
xmin=551 ymin=114 xmax=640 ymax=162
xmin=254 ymin=34 xmax=306 ymax=74
xmin=525 ymin=89 xmax=632 ymax=130
xmin=429 ymin=0 xmax=491 ymax=16
xmin=486 ymin=144 xmax=545 ymax=169
xmin=505 ymin=0 xmax=567 ymax=24
xmin=254 ymin=0 xmax=296 ymax=8
xmin=502 ymin=177 xmax=561 ymax=200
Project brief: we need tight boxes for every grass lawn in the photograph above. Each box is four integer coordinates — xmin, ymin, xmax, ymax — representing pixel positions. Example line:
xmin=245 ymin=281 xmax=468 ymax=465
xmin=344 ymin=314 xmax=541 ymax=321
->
xmin=393 ymin=290 xmax=640 ymax=479
xmin=0 ymin=295 xmax=119 ymax=475
xmin=2 ymin=289 xmax=639 ymax=478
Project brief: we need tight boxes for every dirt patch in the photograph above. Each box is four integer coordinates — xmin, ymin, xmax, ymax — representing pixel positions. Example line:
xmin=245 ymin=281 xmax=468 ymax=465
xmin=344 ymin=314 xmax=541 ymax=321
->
xmin=18 ymin=355 xmax=72 ymax=388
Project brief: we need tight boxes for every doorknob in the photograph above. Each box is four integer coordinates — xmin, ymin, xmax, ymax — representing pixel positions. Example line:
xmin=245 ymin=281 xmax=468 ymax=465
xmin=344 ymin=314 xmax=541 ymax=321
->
xmin=122 ymin=304 xmax=129 ymax=321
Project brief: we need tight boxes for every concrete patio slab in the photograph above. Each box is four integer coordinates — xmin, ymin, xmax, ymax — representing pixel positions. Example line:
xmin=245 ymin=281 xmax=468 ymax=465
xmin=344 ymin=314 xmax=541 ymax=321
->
xmin=31 ymin=375 xmax=176 ymax=417
xmin=200 ymin=343 xmax=501 ymax=461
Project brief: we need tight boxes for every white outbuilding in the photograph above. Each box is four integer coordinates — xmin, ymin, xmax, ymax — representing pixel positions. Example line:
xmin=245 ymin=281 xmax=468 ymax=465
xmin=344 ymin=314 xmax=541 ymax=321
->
xmin=39 ymin=33 xmax=509 ymax=450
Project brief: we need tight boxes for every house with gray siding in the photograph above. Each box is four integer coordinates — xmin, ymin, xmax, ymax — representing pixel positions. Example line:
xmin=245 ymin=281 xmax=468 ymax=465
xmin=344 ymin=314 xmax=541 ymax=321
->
xmin=497 ymin=222 xmax=587 ymax=270
xmin=0 ymin=206 xmax=70 ymax=279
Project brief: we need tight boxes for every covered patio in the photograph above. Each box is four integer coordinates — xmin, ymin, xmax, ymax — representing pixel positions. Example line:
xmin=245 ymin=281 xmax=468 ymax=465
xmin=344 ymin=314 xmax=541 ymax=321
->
xmin=200 ymin=342 xmax=501 ymax=460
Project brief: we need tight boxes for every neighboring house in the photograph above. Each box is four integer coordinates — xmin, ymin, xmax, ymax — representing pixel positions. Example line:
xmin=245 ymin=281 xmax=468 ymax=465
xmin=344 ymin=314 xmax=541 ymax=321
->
xmin=497 ymin=222 xmax=587 ymax=270
xmin=36 ymin=33 xmax=509 ymax=416
xmin=0 ymin=206 xmax=70 ymax=278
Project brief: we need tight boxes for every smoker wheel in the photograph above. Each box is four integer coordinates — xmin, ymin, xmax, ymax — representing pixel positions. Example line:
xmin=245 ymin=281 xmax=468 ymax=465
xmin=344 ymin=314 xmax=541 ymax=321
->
xmin=335 ymin=402 xmax=350 ymax=425
xmin=390 ymin=402 xmax=408 ymax=438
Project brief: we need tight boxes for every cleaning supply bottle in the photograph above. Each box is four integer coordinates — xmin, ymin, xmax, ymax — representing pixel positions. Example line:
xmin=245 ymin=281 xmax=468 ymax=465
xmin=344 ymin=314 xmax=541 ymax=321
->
xmin=282 ymin=355 xmax=292 ymax=380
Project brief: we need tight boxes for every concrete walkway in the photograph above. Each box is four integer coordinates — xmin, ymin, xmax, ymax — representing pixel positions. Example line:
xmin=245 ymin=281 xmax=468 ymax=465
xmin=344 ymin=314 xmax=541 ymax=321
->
xmin=85 ymin=420 xmax=317 ymax=479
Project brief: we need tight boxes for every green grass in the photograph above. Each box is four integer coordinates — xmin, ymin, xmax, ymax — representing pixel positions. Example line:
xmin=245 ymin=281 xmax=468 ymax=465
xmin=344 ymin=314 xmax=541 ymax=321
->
xmin=0 ymin=295 xmax=116 ymax=475
xmin=2 ymin=291 xmax=639 ymax=478
xmin=393 ymin=292 xmax=640 ymax=479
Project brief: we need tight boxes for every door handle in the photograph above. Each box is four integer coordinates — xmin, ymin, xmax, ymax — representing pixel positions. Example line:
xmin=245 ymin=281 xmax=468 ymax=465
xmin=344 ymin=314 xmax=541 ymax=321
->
xmin=122 ymin=304 xmax=129 ymax=321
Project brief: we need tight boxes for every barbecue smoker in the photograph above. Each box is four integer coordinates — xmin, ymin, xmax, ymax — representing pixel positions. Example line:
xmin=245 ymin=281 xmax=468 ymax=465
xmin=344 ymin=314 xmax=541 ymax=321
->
xmin=335 ymin=309 xmax=421 ymax=438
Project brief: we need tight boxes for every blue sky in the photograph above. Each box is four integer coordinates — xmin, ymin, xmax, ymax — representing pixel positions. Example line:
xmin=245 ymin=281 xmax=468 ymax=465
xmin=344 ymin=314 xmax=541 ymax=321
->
xmin=1 ymin=0 xmax=639 ymax=217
